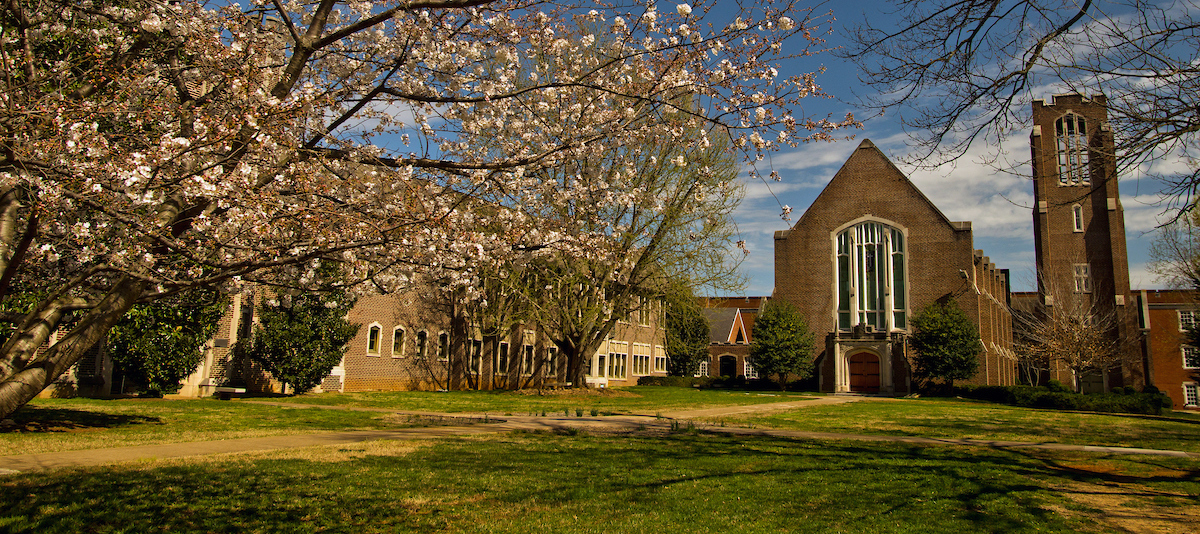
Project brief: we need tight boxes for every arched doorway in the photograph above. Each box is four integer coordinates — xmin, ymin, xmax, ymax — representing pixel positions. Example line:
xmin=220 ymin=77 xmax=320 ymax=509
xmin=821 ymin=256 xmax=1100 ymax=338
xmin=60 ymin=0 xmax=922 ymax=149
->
xmin=848 ymin=351 xmax=880 ymax=393
xmin=719 ymin=355 xmax=737 ymax=377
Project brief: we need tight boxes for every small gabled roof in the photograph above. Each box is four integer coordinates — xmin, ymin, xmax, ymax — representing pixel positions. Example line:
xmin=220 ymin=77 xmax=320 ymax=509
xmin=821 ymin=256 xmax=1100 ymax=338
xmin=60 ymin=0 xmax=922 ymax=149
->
xmin=702 ymin=307 xmax=753 ymax=344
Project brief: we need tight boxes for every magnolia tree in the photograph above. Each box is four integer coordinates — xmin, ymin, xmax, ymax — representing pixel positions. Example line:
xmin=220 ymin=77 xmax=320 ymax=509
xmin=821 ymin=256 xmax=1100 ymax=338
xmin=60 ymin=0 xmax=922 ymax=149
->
xmin=0 ymin=0 xmax=853 ymax=417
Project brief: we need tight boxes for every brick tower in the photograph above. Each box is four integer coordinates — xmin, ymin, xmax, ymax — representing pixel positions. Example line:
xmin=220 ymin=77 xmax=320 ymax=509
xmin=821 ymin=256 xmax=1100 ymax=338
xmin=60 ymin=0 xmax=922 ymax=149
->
xmin=1029 ymin=93 xmax=1143 ymax=391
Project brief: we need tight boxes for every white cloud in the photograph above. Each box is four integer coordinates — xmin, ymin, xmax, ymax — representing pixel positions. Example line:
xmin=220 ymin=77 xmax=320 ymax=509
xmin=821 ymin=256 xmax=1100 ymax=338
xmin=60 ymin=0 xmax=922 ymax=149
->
xmin=1128 ymin=261 xmax=1160 ymax=291
xmin=767 ymin=141 xmax=858 ymax=171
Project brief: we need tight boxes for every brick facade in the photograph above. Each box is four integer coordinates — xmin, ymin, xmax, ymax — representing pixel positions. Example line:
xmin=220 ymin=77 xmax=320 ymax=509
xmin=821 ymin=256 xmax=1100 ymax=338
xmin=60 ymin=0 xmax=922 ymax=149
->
xmin=773 ymin=139 xmax=1015 ymax=393
xmin=1137 ymin=290 xmax=1200 ymax=409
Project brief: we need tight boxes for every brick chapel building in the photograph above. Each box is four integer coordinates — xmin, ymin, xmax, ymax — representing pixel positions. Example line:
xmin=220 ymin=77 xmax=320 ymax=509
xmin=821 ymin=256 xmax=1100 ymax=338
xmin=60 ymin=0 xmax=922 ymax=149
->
xmin=773 ymin=139 xmax=1016 ymax=394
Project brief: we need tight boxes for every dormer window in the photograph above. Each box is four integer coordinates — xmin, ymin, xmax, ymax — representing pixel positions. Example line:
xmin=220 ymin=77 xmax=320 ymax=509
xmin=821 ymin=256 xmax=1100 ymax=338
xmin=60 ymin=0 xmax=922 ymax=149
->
xmin=1056 ymin=113 xmax=1090 ymax=186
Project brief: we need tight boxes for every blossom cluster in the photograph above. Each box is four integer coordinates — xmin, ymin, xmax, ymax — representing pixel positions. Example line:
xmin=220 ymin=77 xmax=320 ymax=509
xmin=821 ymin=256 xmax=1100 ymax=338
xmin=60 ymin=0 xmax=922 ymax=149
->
xmin=1 ymin=0 xmax=855 ymax=308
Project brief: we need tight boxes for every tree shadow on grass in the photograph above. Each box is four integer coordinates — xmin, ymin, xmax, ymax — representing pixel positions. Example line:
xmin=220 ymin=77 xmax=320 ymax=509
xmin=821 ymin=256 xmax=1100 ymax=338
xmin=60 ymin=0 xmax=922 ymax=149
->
xmin=2 ymin=406 xmax=162 ymax=434
xmin=1 ymin=433 xmax=1183 ymax=533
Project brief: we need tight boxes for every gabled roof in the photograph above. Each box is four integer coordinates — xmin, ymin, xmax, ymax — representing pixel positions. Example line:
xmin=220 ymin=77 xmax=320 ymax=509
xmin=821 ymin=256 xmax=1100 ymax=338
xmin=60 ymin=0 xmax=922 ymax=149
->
xmin=702 ymin=307 xmax=752 ymax=344
xmin=790 ymin=139 xmax=964 ymax=232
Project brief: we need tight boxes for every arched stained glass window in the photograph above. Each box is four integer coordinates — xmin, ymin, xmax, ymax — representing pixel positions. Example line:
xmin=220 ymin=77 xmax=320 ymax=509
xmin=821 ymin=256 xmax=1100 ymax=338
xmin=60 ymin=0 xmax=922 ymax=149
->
xmin=836 ymin=221 xmax=907 ymax=331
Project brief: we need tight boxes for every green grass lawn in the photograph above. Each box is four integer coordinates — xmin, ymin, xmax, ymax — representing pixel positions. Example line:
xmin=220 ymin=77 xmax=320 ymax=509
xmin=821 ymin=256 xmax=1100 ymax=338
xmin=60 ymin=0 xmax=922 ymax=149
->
xmin=706 ymin=397 xmax=1200 ymax=453
xmin=0 ymin=398 xmax=408 ymax=456
xmin=2 ymin=432 xmax=1196 ymax=533
xmin=255 ymin=385 xmax=814 ymax=415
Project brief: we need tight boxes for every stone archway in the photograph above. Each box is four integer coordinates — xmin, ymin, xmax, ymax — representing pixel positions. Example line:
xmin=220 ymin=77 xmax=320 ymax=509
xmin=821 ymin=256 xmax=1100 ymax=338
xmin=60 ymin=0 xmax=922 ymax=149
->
xmin=848 ymin=351 xmax=881 ymax=393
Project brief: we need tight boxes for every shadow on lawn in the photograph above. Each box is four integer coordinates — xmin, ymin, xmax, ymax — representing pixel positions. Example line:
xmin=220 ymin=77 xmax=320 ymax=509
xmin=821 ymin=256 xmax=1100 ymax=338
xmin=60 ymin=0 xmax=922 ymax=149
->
xmin=2 ymin=406 xmax=162 ymax=434
xmin=2 ymin=433 xmax=1190 ymax=533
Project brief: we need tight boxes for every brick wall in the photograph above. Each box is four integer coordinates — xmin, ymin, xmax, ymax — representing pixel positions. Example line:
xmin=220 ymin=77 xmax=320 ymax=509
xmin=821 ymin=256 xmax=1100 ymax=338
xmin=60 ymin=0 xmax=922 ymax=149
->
xmin=1141 ymin=290 xmax=1200 ymax=409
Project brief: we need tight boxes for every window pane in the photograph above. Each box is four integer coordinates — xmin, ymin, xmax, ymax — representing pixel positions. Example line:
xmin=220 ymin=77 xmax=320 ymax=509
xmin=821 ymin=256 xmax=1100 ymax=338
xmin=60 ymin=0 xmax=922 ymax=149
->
xmin=838 ymin=256 xmax=850 ymax=312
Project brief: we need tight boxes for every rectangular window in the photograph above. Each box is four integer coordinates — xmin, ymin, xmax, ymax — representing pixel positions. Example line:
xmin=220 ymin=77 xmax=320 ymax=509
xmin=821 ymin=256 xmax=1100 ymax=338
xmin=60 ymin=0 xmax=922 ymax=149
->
xmin=521 ymin=344 xmax=535 ymax=376
xmin=637 ymin=297 xmax=651 ymax=325
xmin=631 ymin=344 xmax=651 ymax=376
xmin=1186 ymin=384 xmax=1199 ymax=407
xmin=1073 ymin=264 xmax=1092 ymax=293
xmin=744 ymin=360 xmax=759 ymax=380
xmin=654 ymin=355 xmax=667 ymax=373
xmin=608 ymin=352 xmax=627 ymax=379
xmin=1184 ymin=346 xmax=1200 ymax=369
xmin=545 ymin=346 xmax=558 ymax=377
xmin=497 ymin=341 xmax=509 ymax=374
xmin=1180 ymin=310 xmax=1197 ymax=331
xmin=469 ymin=339 xmax=482 ymax=374
xmin=594 ymin=353 xmax=605 ymax=378
xmin=1073 ymin=204 xmax=1085 ymax=232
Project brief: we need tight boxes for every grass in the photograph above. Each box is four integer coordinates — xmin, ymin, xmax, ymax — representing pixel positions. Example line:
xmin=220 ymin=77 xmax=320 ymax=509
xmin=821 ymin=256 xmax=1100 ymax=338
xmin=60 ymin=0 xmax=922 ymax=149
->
xmin=2 ymin=432 xmax=1196 ymax=533
xmin=705 ymin=397 xmax=1200 ymax=453
xmin=254 ymin=385 xmax=814 ymax=415
xmin=0 ymin=398 xmax=413 ymax=456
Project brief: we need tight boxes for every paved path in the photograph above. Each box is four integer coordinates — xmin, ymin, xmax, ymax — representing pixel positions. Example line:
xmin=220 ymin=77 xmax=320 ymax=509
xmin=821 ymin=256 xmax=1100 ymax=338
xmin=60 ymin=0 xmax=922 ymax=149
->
xmin=2 ymin=396 xmax=1195 ymax=474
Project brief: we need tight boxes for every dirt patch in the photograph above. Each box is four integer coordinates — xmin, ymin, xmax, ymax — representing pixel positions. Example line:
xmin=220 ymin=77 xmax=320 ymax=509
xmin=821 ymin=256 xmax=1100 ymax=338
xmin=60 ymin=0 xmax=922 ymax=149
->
xmin=1048 ymin=474 xmax=1199 ymax=533
xmin=514 ymin=388 xmax=640 ymax=398
xmin=377 ymin=413 xmax=502 ymax=426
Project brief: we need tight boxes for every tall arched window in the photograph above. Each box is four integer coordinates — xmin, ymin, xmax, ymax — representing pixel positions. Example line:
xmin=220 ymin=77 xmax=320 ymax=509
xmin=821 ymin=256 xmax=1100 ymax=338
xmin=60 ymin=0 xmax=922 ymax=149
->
xmin=836 ymin=221 xmax=907 ymax=331
xmin=1056 ymin=113 xmax=1089 ymax=185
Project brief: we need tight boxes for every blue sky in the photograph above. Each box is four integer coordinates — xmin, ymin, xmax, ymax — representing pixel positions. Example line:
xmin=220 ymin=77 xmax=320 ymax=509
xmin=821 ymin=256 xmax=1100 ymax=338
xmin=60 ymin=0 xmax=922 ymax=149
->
xmin=726 ymin=2 xmax=1174 ymax=296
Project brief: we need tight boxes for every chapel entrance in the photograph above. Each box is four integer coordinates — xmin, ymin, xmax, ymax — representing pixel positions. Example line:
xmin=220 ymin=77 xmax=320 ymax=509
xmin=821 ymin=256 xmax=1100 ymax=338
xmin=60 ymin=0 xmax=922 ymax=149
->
xmin=848 ymin=352 xmax=881 ymax=393
xmin=719 ymin=355 xmax=737 ymax=377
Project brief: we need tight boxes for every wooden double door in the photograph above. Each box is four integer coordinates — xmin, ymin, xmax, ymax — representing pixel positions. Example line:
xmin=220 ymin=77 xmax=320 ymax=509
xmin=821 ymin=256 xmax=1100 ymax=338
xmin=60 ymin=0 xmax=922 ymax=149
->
xmin=848 ymin=352 xmax=880 ymax=393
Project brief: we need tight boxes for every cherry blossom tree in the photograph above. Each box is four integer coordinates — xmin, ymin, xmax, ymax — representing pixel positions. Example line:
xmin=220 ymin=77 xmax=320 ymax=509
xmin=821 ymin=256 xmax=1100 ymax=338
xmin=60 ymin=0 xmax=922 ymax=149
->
xmin=0 ymin=0 xmax=854 ymax=417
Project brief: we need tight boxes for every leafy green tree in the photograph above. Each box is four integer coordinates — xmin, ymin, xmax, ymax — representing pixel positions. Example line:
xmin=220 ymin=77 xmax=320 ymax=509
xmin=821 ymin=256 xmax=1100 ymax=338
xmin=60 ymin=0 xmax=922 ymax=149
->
xmin=665 ymin=296 xmax=710 ymax=377
xmin=242 ymin=291 xmax=359 ymax=395
xmin=910 ymin=301 xmax=982 ymax=388
xmin=106 ymin=289 xmax=228 ymax=397
xmin=749 ymin=301 xmax=815 ymax=388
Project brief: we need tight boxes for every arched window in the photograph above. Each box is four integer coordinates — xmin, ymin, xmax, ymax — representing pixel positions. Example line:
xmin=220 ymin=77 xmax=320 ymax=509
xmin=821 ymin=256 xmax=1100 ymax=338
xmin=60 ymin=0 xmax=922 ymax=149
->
xmin=366 ymin=324 xmax=381 ymax=355
xmin=392 ymin=326 xmax=405 ymax=357
xmin=836 ymin=221 xmax=907 ymax=331
xmin=1072 ymin=204 xmax=1084 ymax=232
xmin=415 ymin=330 xmax=428 ymax=359
xmin=1056 ymin=113 xmax=1089 ymax=185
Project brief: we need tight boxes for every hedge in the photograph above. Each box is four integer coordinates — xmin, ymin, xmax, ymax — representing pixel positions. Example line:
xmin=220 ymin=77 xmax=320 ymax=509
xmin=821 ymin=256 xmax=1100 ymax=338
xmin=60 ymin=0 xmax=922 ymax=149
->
xmin=953 ymin=384 xmax=1174 ymax=415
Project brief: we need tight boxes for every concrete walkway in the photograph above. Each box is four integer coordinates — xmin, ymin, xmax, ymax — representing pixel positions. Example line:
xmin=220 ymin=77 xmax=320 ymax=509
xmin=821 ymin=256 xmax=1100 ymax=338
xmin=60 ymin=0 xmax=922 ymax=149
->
xmin=2 ymin=396 xmax=1196 ymax=474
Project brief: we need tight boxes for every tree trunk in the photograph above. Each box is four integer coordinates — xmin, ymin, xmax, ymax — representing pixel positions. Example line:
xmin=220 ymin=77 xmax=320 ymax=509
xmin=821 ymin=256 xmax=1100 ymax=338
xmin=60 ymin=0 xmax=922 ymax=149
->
xmin=562 ymin=336 xmax=605 ymax=388
xmin=0 ymin=278 xmax=145 ymax=419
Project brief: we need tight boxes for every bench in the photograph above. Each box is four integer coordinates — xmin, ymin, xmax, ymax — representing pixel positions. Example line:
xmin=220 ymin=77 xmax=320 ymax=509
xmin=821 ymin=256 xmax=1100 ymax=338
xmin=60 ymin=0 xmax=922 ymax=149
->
xmin=214 ymin=387 xmax=247 ymax=400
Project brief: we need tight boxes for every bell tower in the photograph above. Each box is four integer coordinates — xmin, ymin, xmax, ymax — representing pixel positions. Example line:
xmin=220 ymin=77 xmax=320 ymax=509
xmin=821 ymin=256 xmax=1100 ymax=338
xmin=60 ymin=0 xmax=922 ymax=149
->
xmin=1029 ymin=93 xmax=1143 ymax=390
